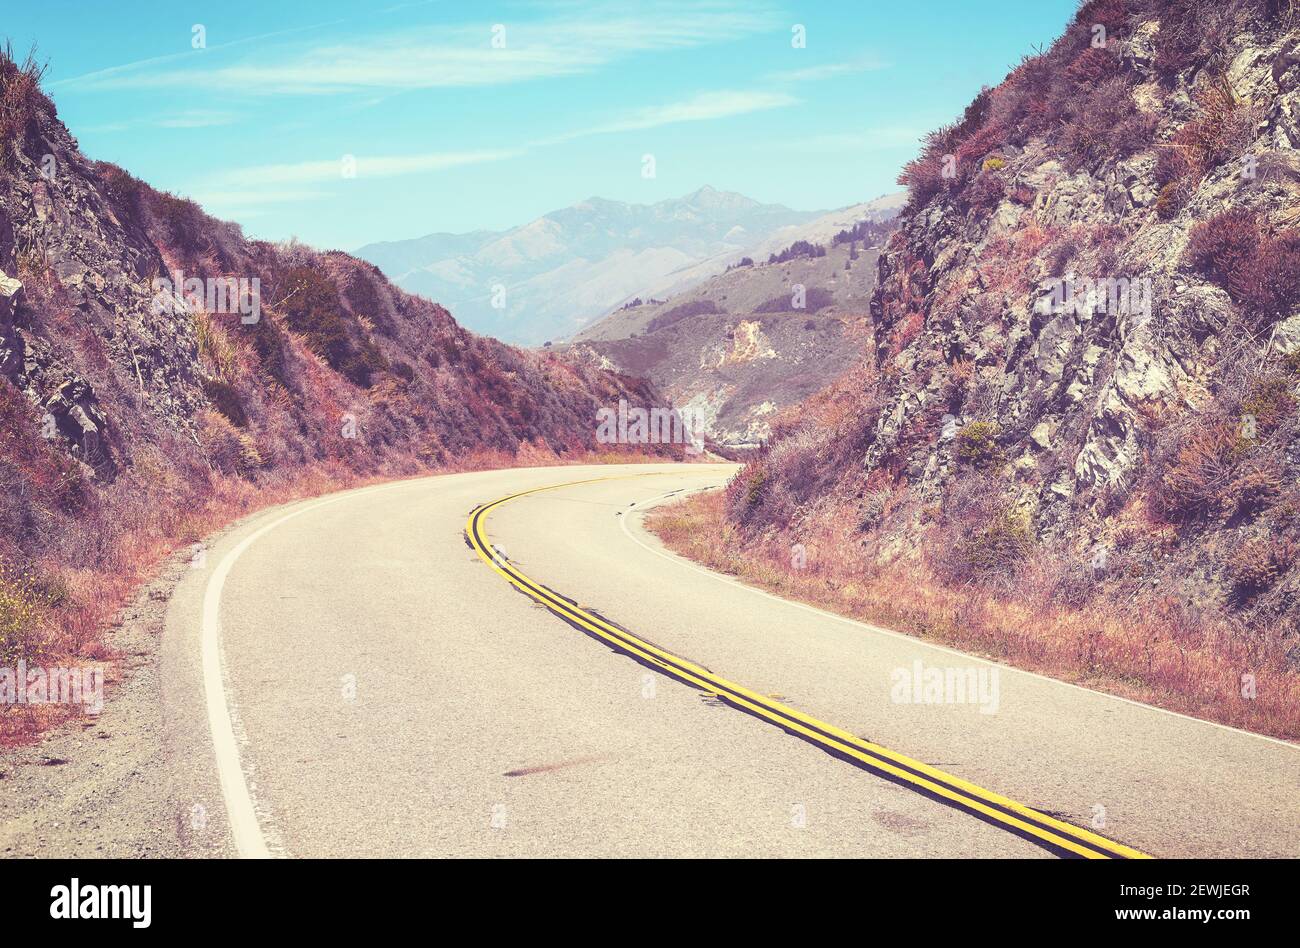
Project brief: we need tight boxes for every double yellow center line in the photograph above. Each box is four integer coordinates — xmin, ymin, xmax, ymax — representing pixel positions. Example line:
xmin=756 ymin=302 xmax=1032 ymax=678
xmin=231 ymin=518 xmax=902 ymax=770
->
xmin=466 ymin=475 xmax=1150 ymax=860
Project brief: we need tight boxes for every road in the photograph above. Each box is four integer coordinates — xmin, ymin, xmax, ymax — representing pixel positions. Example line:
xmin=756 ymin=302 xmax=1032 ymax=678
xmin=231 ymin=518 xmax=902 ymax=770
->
xmin=10 ymin=463 xmax=1295 ymax=858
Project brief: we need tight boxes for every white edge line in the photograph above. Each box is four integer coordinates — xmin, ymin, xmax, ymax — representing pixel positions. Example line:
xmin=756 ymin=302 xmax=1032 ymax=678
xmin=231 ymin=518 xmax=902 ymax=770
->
xmin=196 ymin=463 xmax=698 ymax=858
xmin=200 ymin=480 xmax=416 ymax=859
xmin=620 ymin=483 xmax=1300 ymax=752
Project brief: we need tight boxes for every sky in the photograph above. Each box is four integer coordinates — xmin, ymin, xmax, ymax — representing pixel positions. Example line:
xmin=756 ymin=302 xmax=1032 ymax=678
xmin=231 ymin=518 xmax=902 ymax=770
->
xmin=9 ymin=0 xmax=1079 ymax=251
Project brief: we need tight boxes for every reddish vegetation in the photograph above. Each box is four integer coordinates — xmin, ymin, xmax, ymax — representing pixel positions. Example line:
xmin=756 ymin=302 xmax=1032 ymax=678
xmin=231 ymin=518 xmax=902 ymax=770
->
xmin=0 ymin=51 xmax=686 ymax=742
xmin=899 ymin=0 xmax=1283 ymax=211
xmin=1186 ymin=209 xmax=1300 ymax=322
xmin=648 ymin=0 xmax=1300 ymax=740
xmin=649 ymin=489 xmax=1300 ymax=740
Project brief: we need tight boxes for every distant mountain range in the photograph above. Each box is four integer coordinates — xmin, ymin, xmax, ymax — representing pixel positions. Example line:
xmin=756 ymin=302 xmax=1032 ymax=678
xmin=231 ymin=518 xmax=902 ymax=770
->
xmin=564 ymin=198 xmax=901 ymax=448
xmin=356 ymin=187 xmax=902 ymax=347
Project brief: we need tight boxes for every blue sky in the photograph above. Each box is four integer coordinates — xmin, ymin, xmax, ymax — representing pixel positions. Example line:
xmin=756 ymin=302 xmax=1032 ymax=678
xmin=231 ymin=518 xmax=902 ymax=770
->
xmin=11 ymin=0 xmax=1078 ymax=251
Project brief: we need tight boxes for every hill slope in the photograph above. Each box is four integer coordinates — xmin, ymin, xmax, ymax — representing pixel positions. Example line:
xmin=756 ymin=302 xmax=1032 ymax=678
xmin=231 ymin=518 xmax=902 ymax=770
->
xmin=356 ymin=187 xmax=821 ymax=346
xmin=0 ymin=49 xmax=673 ymax=695
xmin=565 ymin=208 xmax=898 ymax=448
xmin=693 ymin=0 xmax=1300 ymax=736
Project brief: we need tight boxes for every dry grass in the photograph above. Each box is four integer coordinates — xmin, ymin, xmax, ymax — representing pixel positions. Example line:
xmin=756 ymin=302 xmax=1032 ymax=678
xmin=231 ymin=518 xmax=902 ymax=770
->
xmin=647 ymin=489 xmax=1300 ymax=742
xmin=0 ymin=444 xmax=686 ymax=747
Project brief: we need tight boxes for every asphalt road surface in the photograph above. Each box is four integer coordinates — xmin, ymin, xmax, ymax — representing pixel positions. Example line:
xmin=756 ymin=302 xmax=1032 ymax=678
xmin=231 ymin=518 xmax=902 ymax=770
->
xmin=149 ymin=463 xmax=1300 ymax=858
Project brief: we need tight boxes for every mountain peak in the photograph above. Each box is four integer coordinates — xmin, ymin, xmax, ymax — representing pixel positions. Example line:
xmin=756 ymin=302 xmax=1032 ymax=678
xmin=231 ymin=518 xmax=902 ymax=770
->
xmin=676 ymin=185 xmax=762 ymax=212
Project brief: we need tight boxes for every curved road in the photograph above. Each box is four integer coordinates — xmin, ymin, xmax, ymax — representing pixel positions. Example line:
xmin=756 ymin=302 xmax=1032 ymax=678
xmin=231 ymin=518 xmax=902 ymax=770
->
xmin=157 ymin=463 xmax=1298 ymax=858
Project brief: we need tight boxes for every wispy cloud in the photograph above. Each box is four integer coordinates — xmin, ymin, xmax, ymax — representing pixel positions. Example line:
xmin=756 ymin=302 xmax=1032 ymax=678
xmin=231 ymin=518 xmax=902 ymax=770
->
xmin=538 ymin=90 xmax=800 ymax=145
xmin=51 ymin=20 xmax=347 ymax=90
xmin=209 ymin=149 xmax=523 ymax=188
xmin=767 ymin=57 xmax=890 ymax=83
xmin=81 ymin=110 xmax=239 ymax=134
xmin=208 ymin=86 xmax=793 ymax=203
xmin=63 ymin=4 xmax=782 ymax=95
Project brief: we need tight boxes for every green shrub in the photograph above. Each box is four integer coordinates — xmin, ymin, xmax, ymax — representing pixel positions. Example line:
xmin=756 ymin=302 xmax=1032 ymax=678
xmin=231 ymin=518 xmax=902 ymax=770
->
xmin=955 ymin=421 xmax=1002 ymax=468
xmin=0 ymin=561 xmax=47 ymax=665
xmin=957 ymin=507 xmax=1031 ymax=576
xmin=280 ymin=267 xmax=387 ymax=387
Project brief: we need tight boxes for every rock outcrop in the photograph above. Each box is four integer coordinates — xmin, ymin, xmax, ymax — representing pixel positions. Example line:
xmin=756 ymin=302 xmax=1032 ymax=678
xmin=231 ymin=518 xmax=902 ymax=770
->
xmin=0 ymin=49 xmax=672 ymax=592
xmin=731 ymin=0 xmax=1300 ymax=632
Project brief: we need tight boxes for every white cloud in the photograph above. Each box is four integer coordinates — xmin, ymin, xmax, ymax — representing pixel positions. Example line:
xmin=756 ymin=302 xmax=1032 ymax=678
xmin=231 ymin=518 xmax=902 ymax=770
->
xmin=540 ymin=90 xmax=800 ymax=144
xmin=81 ymin=110 xmax=239 ymax=134
xmin=63 ymin=4 xmax=782 ymax=95
xmin=208 ymin=148 xmax=522 ymax=190
xmin=205 ymin=86 xmax=793 ymax=198
xmin=51 ymin=20 xmax=347 ymax=90
xmin=767 ymin=57 xmax=890 ymax=83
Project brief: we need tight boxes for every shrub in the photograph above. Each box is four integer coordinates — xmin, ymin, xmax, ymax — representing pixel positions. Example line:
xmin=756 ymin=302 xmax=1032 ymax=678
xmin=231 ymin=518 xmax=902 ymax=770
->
xmin=94 ymin=162 xmax=149 ymax=225
xmin=202 ymin=378 xmax=248 ymax=428
xmin=0 ymin=380 xmax=86 ymax=513
xmin=1154 ymin=3 xmax=1206 ymax=77
xmin=1229 ymin=230 xmax=1300 ymax=320
xmin=250 ymin=318 xmax=292 ymax=391
xmin=198 ymin=409 xmax=251 ymax=477
xmin=279 ymin=266 xmax=387 ymax=387
xmin=888 ymin=310 xmax=924 ymax=359
xmin=1159 ymin=422 xmax=1237 ymax=520
xmin=1175 ymin=79 xmax=1256 ymax=174
xmin=1061 ymin=76 xmax=1156 ymax=170
xmin=1155 ymin=179 xmax=1195 ymax=220
xmin=1187 ymin=208 xmax=1260 ymax=283
xmin=1240 ymin=374 xmax=1296 ymax=435
xmin=1064 ymin=47 xmax=1121 ymax=84
xmin=768 ymin=240 xmax=826 ymax=265
xmin=0 ymin=560 xmax=47 ymax=665
xmin=957 ymin=507 xmax=1032 ymax=578
xmin=899 ymin=126 xmax=960 ymax=205
xmin=963 ymin=169 xmax=1006 ymax=213
xmin=0 ymin=42 xmax=47 ymax=157
xmin=955 ymin=421 xmax=1002 ymax=468
xmin=934 ymin=479 xmax=1033 ymax=583
xmin=1230 ymin=458 xmax=1283 ymax=518
xmin=1077 ymin=0 xmax=1132 ymax=32
xmin=150 ymin=192 xmax=208 ymax=261
xmin=725 ymin=466 xmax=771 ymax=526
xmin=1187 ymin=209 xmax=1300 ymax=321
xmin=1226 ymin=538 xmax=1287 ymax=597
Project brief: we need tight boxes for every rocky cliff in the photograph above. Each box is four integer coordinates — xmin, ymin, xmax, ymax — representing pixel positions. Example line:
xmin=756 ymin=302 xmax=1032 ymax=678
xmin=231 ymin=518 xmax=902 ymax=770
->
xmin=0 ymin=48 xmax=670 ymax=671
xmin=730 ymin=1 xmax=1300 ymax=648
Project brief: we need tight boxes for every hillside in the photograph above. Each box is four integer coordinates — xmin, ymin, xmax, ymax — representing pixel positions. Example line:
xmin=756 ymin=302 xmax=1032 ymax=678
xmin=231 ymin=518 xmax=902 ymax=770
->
xmin=664 ymin=0 xmax=1300 ymax=737
xmin=565 ymin=210 xmax=897 ymax=448
xmin=356 ymin=187 xmax=821 ymax=346
xmin=0 ymin=47 xmax=676 ymax=706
